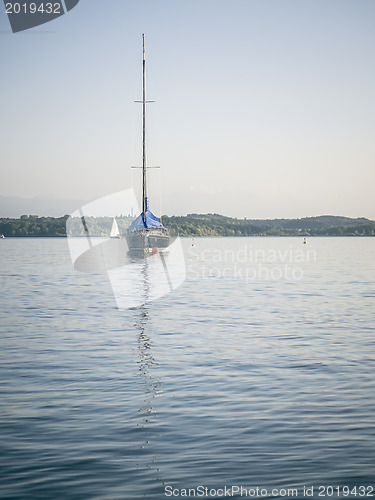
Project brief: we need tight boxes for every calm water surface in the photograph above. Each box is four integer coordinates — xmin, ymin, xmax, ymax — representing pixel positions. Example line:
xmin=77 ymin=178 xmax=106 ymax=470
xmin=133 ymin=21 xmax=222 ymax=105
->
xmin=0 ymin=237 xmax=374 ymax=499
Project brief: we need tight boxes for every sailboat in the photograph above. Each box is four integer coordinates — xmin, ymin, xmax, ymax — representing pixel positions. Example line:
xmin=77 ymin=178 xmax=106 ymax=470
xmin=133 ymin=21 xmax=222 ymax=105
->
xmin=110 ymin=218 xmax=120 ymax=238
xmin=126 ymin=35 xmax=171 ymax=254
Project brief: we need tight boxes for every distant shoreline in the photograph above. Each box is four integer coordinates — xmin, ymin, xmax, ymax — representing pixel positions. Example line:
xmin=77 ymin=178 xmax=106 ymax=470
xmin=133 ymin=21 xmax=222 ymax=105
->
xmin=1 ymin=214 xmax=375 ymax=238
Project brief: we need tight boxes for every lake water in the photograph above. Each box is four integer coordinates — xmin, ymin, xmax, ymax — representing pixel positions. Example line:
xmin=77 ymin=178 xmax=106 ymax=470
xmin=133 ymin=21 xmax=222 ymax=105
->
xmin=0 ymin=237 xmax=374 ymax=499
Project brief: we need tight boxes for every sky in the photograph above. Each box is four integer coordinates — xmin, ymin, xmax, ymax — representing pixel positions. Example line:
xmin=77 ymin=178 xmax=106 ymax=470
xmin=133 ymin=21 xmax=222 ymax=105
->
xmin=1 ymin=0 xmax=374 ymax=219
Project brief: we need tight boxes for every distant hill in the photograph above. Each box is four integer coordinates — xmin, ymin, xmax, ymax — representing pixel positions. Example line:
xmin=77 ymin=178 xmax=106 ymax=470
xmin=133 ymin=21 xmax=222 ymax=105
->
xmin=162 ymin=214 xmax=375 ymax=237
xmin=1 ymin=214 xmax=375 ymax=237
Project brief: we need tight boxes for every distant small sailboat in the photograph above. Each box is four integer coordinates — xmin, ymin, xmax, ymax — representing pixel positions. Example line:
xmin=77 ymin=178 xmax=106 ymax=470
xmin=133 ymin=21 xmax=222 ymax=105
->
xmin=110 ymin=218 xmax=121 ymax=238
xmin=1 ymin=234 xmax=5 ymax=239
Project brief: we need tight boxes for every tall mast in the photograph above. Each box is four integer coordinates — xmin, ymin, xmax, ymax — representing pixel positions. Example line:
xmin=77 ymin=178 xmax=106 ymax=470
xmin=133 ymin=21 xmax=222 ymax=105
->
xmin=142 ymin=33 xmax=147 ymax=223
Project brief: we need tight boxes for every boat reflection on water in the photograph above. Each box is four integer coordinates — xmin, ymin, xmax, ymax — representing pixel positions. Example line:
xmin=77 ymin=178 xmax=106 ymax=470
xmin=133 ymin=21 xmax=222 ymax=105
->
xmin=108 ymin=236 xmax=185 ymax=310
xmin=67 ymin=232 xmax=185 ymax=309
xmin=133 ymin=265 xmax=163 ymax=481
xmin=136 ymin=309 xmax=159 ymax=429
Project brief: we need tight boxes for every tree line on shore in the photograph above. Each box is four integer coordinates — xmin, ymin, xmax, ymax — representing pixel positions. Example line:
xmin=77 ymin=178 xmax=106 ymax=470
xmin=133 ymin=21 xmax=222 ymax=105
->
xmin=1 ymin=213 xmax=375 ymax=237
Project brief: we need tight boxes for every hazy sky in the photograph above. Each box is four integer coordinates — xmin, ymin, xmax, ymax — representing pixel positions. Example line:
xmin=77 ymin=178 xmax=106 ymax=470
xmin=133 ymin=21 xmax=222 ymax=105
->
xmin=1 ymin=0 xmax=374 ymax=219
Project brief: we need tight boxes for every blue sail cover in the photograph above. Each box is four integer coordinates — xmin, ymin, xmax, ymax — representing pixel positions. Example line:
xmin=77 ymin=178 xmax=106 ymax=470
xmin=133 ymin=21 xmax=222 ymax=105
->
xmin=128 ymin=209 xmax=164 ymax=231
